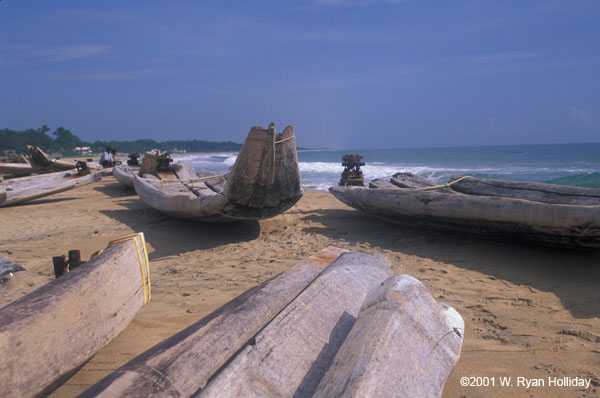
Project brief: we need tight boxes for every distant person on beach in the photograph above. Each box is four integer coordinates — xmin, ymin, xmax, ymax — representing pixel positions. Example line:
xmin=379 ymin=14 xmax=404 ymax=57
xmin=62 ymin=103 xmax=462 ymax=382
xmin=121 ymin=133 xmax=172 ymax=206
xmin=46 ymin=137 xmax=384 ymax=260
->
xmin=100 ymin=147 xmax=114 ymax=168
xmin=111 ymin=148 xmax=119 ymax=166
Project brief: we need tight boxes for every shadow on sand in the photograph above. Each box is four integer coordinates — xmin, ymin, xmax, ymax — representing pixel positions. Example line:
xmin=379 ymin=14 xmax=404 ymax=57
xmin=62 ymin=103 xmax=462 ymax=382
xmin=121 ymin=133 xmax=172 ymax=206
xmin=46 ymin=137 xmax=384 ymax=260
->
xmin=301 ymin=208 xmax=600 ymax=319
xmin=99 ymin=197 xmax=260 ymax=260
xmin=94 ymin=182 xmax=136 ymax=199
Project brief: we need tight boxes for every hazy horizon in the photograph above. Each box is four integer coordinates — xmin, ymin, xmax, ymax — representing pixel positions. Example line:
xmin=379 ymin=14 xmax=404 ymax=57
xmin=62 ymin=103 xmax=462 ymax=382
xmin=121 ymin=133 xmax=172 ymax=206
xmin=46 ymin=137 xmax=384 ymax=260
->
xmin=1 ymin=1 xmax=599 ymax=149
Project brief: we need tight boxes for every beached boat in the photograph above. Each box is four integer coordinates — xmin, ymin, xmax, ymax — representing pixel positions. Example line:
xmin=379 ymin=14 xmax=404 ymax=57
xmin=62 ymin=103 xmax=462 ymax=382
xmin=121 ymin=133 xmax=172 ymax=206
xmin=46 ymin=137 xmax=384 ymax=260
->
xmin=330 ymin=173 xmax=600 ymax=248
xmin=81 ymin=248 xmax=462 ymax=398
xmin=0 ymin=233 xmax=151 ymax=398
xmin=113 ymin=164 xmax=139 ymax=188
xmin=0 ymin=146 xmax=101 ymax=177
xmin=0 ymin=168 xmax=102 ymax=207
xmin=132 ymin=124 xmax=303 ymax=222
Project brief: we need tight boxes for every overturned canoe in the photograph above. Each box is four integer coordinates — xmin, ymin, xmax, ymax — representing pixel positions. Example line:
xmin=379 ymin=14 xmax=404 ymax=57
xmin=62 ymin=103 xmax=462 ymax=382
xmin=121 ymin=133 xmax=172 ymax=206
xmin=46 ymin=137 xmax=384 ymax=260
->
xmin=331 ymin=174 xmax=600 ymax=248
xmin=83 ymin=249 xmax=462 ymax=398
xmin=314 ymin=274 xmax=464 ymax=398
xmin=133 ymin=124 xmax=303 ymax=222
xmin=81 ymin=247 xmax=348 ymax=398
xmin=0 ymin=233 xmax=151 ymax=398
xmin=0 ymin=169 xmax=102 ymax=207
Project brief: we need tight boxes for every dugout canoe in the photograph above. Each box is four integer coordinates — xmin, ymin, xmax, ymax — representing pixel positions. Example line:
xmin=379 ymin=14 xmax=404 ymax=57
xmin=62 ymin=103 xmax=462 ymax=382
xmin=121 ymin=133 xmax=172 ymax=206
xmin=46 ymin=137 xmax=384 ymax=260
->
xmin=81 ymin=247 xmax=348 ymax=398
xmin=113 ymin=164 xmax=140 ymax=188
xmin=330 ymin=173 xmax=600 ymax=248
xmin=314 ymin=274 xmax=464 ymax=398
xmin=132 ymin=123 xmax=303 ymax=222
xmin=0 ymin=233 xmax=151 ymax=398
xmin=0 ymin=168 xmax=102 ymax=207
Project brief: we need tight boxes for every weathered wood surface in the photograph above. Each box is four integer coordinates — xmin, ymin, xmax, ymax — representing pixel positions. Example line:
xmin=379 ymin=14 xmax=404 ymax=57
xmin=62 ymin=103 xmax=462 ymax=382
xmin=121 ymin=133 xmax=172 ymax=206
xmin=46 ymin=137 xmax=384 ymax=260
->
xmin=0 ymin=161 xmax=33 ymax=175
xmin=198 ymin=251 xmax=393 ymax=398
xmin=81 ymin=247 xmax=348 ymax=398
xmin=0 ymin=256 xmax=26 ymax=301
xmin=329 ymin=186 xmax=600 ymax=248
xmin=391 ymin=172 xmax=436 ymax=189
xmin=134 ymin=124 xmax=303 ymax=222
xmin=449 ymin=175 xmax=600 ymax=205
xmin=222 ymin=124 xmax=303 ymax=219
xmin=113 ymin=165 xmax=139 ymax=188
xmin=368 ymin=178 xmax=398 ymax=189
xmin=26 ymin=145 xmax=78 ymax=171
xmin=313 ymin=274 xmax=464 ymax=398
xmin=0 ymin=169 xmax=102 ymax=207
xmin=0 ymin=236 xmax=149 ymax=398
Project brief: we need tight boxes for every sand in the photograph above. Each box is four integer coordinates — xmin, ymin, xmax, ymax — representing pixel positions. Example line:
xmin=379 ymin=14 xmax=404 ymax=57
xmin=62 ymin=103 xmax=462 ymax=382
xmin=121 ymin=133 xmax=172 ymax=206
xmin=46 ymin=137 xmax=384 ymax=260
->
xmin=1 ymin=176 xmax=599 ymax=397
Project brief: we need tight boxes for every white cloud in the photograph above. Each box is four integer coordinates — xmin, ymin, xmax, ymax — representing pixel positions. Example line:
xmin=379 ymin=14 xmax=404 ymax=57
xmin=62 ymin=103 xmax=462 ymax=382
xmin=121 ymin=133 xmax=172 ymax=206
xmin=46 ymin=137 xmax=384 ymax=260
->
xmin=0 ymin=44 xmax=111 ymax=66
xmin=569 ymin=105 xmax=592 ymax=127
xmin=313 ymin=0 xmax=410 ymax=6
xmin=65 ymin=68 xmax=165 ymax=81
xmin=471 ymin=51 xmax=543 ymax=64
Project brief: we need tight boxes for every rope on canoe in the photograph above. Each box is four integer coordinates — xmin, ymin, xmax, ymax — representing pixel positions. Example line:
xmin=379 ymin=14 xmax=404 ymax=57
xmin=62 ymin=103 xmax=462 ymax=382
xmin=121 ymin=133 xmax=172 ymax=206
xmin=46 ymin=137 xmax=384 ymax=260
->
xmin=401 ymin=175 xmax=473 ymax=191
xmin=275 ymin=134 xmax=295 ymax=144
xmin=350 ymin=175 xmax=473 ymax=191
xmin=99 ymin=233 xmax=151 ymax=305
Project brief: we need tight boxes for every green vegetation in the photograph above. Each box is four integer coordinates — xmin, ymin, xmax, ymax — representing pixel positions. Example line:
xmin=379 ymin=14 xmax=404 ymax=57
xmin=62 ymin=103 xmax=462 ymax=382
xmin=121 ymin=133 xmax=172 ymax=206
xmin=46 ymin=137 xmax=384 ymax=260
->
xmin=0 ymin=126 xmax=242 ymax=155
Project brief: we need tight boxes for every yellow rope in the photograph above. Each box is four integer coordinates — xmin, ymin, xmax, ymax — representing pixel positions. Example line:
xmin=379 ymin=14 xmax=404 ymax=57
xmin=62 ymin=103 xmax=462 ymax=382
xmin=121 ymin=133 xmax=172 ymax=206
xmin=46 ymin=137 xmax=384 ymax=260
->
xmin=394 ymin=175 xmax=473 ymax=191
xmin=275 ymin=134 xmax=295 ymax=144
xmin=105 ymin=232 xmax=151 ymax=305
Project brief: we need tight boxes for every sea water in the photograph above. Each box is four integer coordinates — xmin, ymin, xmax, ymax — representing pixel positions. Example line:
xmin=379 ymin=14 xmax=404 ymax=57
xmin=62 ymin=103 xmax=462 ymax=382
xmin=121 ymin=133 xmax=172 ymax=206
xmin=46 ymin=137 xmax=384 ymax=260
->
xmin=174 ymin=143 xmax=600 ymax=191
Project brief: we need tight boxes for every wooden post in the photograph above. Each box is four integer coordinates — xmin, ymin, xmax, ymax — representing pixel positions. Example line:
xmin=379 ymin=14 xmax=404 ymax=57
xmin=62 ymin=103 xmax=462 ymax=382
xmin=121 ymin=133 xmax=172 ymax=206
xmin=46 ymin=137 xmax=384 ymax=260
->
xmin=68 ymin=250 xmax=82 ymax=270
xmin=52 ymin=255 xmax=67 ymax=278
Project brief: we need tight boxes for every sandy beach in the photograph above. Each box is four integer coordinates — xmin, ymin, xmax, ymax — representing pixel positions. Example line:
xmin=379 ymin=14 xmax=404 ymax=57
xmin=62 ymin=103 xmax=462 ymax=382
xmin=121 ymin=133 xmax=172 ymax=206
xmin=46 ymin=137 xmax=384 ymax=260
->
xmin=1 ymin=176 xmax=599 ymax=397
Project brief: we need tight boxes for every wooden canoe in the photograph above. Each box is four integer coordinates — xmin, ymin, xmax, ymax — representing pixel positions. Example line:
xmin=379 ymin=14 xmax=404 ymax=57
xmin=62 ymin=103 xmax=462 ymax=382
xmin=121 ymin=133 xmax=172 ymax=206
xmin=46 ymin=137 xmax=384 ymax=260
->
xmin=198 ymin=251 xmax=393 ymax=398
xmin=0 ymin=233 xmax=151 ymax=398
xmin=82 ymin=248 xmax=393 ymax=398
xmin=80 ymin=247 xmax=348 ymax=398
xmin=0 ymin=256 xmax=26 ymax=302
xmin=330 ymin=174 xmax=600 ymax=248
xmin=132 ymin=124 xmax=303 ymax=222
xmin=0 ymin=169 xmax=102 ymax=207
xmin=113 ymin=165 xmax=140 ymax=188
xmin=313 ymin=274 xmax=464 ymax=398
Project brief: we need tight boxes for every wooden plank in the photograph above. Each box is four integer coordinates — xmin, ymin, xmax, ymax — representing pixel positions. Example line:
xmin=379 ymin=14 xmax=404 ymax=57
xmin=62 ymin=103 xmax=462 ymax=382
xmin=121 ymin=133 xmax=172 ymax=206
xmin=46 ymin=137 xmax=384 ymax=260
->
xmin=449 ymin=176 xmax=600 ymax=205
xmin=198 ymin=251 xmax=394 ymax=398
xmin=81 ymin=247 xmax=348 ymax=398
xmin=0 ymin=236 xmax=150 ymax=398
xmin=313 ymin=274 xmax=464 ymax=398
xmin=0 ymin=256 xmax=26 ymax=302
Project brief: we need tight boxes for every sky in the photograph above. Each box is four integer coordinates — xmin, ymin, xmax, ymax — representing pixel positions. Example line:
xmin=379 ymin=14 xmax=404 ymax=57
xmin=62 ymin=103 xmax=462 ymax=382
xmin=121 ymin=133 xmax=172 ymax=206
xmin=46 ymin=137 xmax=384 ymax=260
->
xmin=1 ymin=0 xmax=599 ymax=149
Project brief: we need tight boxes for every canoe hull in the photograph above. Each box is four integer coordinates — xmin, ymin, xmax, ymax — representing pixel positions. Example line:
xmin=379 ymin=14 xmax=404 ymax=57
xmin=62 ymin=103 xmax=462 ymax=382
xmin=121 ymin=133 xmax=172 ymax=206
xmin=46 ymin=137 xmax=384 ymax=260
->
xmin=330 ymin=186 xmax=600 ymax=248
xmin=0 ymin=236 xmax=149 ymax=397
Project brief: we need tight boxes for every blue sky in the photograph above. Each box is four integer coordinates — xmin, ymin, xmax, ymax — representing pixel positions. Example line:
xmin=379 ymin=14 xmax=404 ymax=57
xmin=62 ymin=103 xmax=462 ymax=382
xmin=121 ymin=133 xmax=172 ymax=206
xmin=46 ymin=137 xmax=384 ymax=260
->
xmin=1 ymin=1 xmax=598 ymax=148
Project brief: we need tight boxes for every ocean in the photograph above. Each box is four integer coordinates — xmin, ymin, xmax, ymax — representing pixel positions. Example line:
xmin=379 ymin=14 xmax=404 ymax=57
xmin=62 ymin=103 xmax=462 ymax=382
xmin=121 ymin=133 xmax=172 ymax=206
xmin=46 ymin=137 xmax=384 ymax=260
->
xmin=173 ymin=143 xmax=600 ymax=191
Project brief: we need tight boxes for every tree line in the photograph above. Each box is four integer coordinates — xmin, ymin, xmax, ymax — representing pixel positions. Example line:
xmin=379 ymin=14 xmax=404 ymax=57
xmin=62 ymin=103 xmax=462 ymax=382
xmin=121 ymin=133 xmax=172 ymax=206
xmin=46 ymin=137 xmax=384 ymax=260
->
xmin=0 ymin=126 xmax=242 ymax=156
